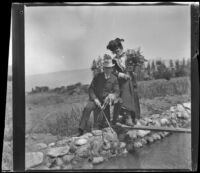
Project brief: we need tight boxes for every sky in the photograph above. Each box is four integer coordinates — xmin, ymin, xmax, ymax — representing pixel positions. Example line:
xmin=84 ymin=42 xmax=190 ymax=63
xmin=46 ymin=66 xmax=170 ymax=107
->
xmin=9 ymin=5 xmax=191 ymax=75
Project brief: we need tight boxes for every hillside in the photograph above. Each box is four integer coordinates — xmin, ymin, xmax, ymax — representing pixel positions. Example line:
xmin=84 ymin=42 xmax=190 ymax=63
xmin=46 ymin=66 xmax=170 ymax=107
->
xmin=25 ymin=69 xmax=92 ymax=92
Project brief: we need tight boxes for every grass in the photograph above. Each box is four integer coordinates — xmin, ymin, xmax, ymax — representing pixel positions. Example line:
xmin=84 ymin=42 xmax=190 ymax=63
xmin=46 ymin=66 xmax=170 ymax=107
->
xmin=2 ymin=76 xmax=191 ymax=171
xmin=137 ymin=77 xmax=190 ymax=99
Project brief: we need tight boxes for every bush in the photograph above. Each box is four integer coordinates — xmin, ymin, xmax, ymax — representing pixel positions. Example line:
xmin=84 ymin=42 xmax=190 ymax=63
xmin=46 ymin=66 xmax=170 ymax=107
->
xmin=44 ymin=105 xmax=85 ymax=136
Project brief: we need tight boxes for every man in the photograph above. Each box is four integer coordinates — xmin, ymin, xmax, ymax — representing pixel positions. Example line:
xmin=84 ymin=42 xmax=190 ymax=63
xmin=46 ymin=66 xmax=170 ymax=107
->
xmin=77 ymin=54 xmax=121 ymax=136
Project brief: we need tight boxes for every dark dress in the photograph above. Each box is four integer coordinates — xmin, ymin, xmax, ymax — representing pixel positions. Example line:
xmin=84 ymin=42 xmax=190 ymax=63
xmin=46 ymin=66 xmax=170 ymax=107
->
xmin=112 ymin=52 xmax=141 ymax=119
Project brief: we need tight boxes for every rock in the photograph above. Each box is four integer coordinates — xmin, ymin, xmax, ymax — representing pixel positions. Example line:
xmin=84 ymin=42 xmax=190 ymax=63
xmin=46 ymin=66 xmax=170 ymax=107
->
xmin=170 ymin=112 xmax=177 ymax=119
xmin=133 ymin=142 xmax=143 ymax=148
xmin=159 ymin=132 xmax=165 ymax=138
xmin=127 ymin=130 xmax=137 ymax=139
xmin=100 ymin=150 xmax=110 ymax=157
xmin=144 ymin=117 xmax=153 ymax=123
xmin=119 ymin=142 xmax=126 ymax=149
xmin=31 ymin=134 xmax=38 ymax=140
xmin=102 ymin=139 xmax=111 ymax=150
xmin=160 ymin=118 xmax=169 ymax=126
xmin=50 ymin=166 xmax=61 ymax=170
xmin=177 ymin=112 xmax=182 ymax=118
xmin=26 ymin=152 xmax=44 ymax=169
xmin=186 ymin=109 xmax=191 ymax=114
xmin=63 ymin=164 xmax=73 ymax=169
xmin=56 ymin=139 xmax=69 ymax=146
xmin=75 ymin=138 xmax=88 ymax=146
xmin=151 ymin=134 xmax=159 ymax=140
xmin=81 ymin=162 xmax=93 ymax=169
xmin=146 ymin=136 xmax=154 ymax=143
xmin=91 ymin=138 xmax=103 ymax=156
xmin=154 ymin=121 xmax=161 ymax=127
xmin=47 ymin=146 xmax=70 ymax=157
xmin=183 ymin=102 xmax=191 ymax=109
xmin=56 ymin=157 xmax=64 ymax=166
xmin=92 ymin=156 xmax=104 ymax=164
xmin=171 ymin=119 xmax=177 ymax=126
xmin=122 ymin=148 xmax=128 ymax=154
xmin=135 ymin=121 xmax=142 ymax=126
xmin=151 ymin=114 xmax=160 ymax=119
xmin=44 ymin=156 xmax=55 ymax=168
xmin=33 ymin=165 xmax=49 ymax=170
xmin=36 ymin=143 xmax=47 ymax=150
xmin=155 ymin=133 xmax=161 ymax=140
xmin=111 ymin=141 xmax=120 ymax=154
xmin=48 ymin=142 xmax=55 ymax=147
xmin=81 ymin=133 xmax=93 ymax=139
xmin=182 ymin=111 xmax=190 ymax=119
xmin=69 ymin=143 xmax=78 ymax=153
xmin=92 ymin=130 xmax=103 ymax=136
xmin=177 ymin=104 xmax=185 ymax=112
xmin=170 ymin=106 xmax=176 ymax=112
xmin=140 ymin=138 xmax=147 ymax=145
xmin=76 ymin=144 xmax=90 ymax=158
xmin=137 ymin=130 xmax=150 ymax=137
xmin=103 ymin=128 xmax=118 ymax=143
xmin=139 ymin=119 xmax=148 ymax=126
xmin=163 ymin=132 xmax=169 ymax=136
xmin=62 ymin=154 xmax=74 ymax=163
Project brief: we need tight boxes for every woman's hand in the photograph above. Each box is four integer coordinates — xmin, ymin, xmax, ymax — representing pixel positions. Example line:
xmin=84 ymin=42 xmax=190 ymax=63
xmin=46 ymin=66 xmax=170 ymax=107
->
xmin=118 ymin=72 xmax=131 ymax=80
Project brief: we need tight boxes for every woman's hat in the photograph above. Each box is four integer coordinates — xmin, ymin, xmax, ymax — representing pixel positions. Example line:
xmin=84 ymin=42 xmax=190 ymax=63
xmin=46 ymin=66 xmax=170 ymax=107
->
xmin=106 ymin=38 xmax=124 ymax=52
xmin=103 ymin=54 xmax=114 ymax=67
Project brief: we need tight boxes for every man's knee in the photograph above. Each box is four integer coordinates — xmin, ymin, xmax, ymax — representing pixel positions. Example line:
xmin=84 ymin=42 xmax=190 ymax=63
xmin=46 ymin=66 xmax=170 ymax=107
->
xmin=85 ymin=101 xmax=96 ymax=110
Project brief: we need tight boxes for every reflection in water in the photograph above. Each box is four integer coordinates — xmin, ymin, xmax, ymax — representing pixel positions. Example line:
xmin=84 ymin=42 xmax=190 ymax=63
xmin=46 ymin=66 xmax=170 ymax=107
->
xmin=94 ymin=133 xmax=191 ymax=169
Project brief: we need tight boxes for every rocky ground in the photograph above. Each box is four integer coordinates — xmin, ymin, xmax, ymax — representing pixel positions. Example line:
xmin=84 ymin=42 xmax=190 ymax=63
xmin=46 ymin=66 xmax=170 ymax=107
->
xmin=26 ymin=102 xmax=191 ymax=170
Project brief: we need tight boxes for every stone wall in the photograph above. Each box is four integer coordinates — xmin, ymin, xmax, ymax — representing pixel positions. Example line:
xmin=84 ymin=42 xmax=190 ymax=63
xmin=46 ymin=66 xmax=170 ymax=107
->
xmin=26 ymin=102 xmax=191 ymax=170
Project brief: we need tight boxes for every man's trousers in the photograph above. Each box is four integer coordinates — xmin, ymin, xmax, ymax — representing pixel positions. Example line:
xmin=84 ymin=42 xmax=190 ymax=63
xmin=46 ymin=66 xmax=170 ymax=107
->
xmin=79 ymin=100 xmax=121 ymax=131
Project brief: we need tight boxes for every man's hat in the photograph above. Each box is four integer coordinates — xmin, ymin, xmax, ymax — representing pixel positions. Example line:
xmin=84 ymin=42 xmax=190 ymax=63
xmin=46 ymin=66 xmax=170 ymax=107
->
xmin=103 ymin=54 xmax=114 ymax=67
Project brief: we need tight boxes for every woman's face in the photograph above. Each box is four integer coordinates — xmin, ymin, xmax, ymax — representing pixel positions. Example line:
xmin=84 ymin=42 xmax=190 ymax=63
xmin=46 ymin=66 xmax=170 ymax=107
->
xmin=113 ymin=47 xmax=123 ymax=56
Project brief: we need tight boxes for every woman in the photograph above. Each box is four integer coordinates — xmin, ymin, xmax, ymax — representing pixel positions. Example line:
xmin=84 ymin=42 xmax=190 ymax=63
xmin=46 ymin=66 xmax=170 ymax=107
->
xmin=106 ymin=38 xmax=141 ymax=125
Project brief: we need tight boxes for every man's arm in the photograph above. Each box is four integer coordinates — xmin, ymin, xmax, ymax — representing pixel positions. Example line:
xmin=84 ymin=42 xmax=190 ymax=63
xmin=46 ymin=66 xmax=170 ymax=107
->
xmin=88 ymin=77 xmax=97 ymax=101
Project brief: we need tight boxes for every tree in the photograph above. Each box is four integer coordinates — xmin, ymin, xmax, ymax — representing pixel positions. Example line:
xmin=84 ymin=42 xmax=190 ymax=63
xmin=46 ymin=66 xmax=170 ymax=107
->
xmin=146 ymin=62 xmax=151 ymax=76
xmin=186 ymin=58 xmax=191 ymax=76
xmin=169 ymin=59 xmax=175 ymax=77
xmin=151 ymin=60 xmax=156 ymax=79
xmin=180 ymin=58 xmax=187 ymax=76
xmin=175 ymin=59 xmax=181 ymax=77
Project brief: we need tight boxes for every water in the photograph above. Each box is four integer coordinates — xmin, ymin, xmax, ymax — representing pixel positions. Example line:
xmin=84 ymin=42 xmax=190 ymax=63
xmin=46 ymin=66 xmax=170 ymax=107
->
xmin=94 ymin=133 xmax=191 ymax=170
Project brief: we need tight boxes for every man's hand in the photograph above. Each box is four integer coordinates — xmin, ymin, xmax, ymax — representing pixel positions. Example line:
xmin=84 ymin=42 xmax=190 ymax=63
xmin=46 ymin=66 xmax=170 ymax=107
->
xmin=94 ymin=98 xmax=101 ymax=108
xmin=105 ymin=94 xmax=116 ymax=104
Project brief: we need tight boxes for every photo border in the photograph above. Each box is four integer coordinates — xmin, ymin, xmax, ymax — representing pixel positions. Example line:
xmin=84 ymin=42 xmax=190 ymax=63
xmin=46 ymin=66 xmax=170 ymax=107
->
xmin=11 ymin=2 xmax=199 ymax=172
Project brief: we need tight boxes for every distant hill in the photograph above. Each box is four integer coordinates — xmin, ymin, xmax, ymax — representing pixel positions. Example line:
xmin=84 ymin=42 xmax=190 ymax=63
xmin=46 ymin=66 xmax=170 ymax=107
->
xmin=25 ymin=68 xmax=93 ymax=92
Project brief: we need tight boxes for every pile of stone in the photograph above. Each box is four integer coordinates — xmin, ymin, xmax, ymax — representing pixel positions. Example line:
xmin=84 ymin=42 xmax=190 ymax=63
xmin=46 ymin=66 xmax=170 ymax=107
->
xmin=26 ymin=102 xmax=191 ymax=170
xmin=125 ymin=102 xmax=191 ymax=149
xmin=26 ymin=127 xmax=127 ymax=170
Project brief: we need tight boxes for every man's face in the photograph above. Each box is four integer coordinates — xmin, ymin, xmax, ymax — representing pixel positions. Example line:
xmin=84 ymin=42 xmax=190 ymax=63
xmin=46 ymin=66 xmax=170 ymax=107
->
xmin=103 ymin=67 xmax=113 ymax=75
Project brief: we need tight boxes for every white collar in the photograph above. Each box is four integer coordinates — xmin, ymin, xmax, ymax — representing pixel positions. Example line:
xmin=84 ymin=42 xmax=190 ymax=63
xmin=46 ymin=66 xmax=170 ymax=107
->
xmin=104 ymin=73 xmax=111 ymax=79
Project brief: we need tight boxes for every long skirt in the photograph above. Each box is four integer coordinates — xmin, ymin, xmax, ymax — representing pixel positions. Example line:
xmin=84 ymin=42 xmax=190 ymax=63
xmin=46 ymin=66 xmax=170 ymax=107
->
xmin=120 ymin=79 xmax=141 ymax=119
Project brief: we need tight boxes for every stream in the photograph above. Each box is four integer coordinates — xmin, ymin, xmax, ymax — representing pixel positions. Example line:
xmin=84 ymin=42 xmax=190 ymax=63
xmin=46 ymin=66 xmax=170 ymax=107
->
xmin=93 ymin=133 xmax=191 ymax=170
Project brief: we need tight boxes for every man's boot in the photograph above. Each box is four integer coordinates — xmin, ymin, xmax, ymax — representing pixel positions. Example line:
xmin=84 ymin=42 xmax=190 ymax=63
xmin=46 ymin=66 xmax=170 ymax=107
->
xmin=125 ymin=114 xmax=134 ymax=126
xmin=76 ymin=128 xmax=84 ymax=137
